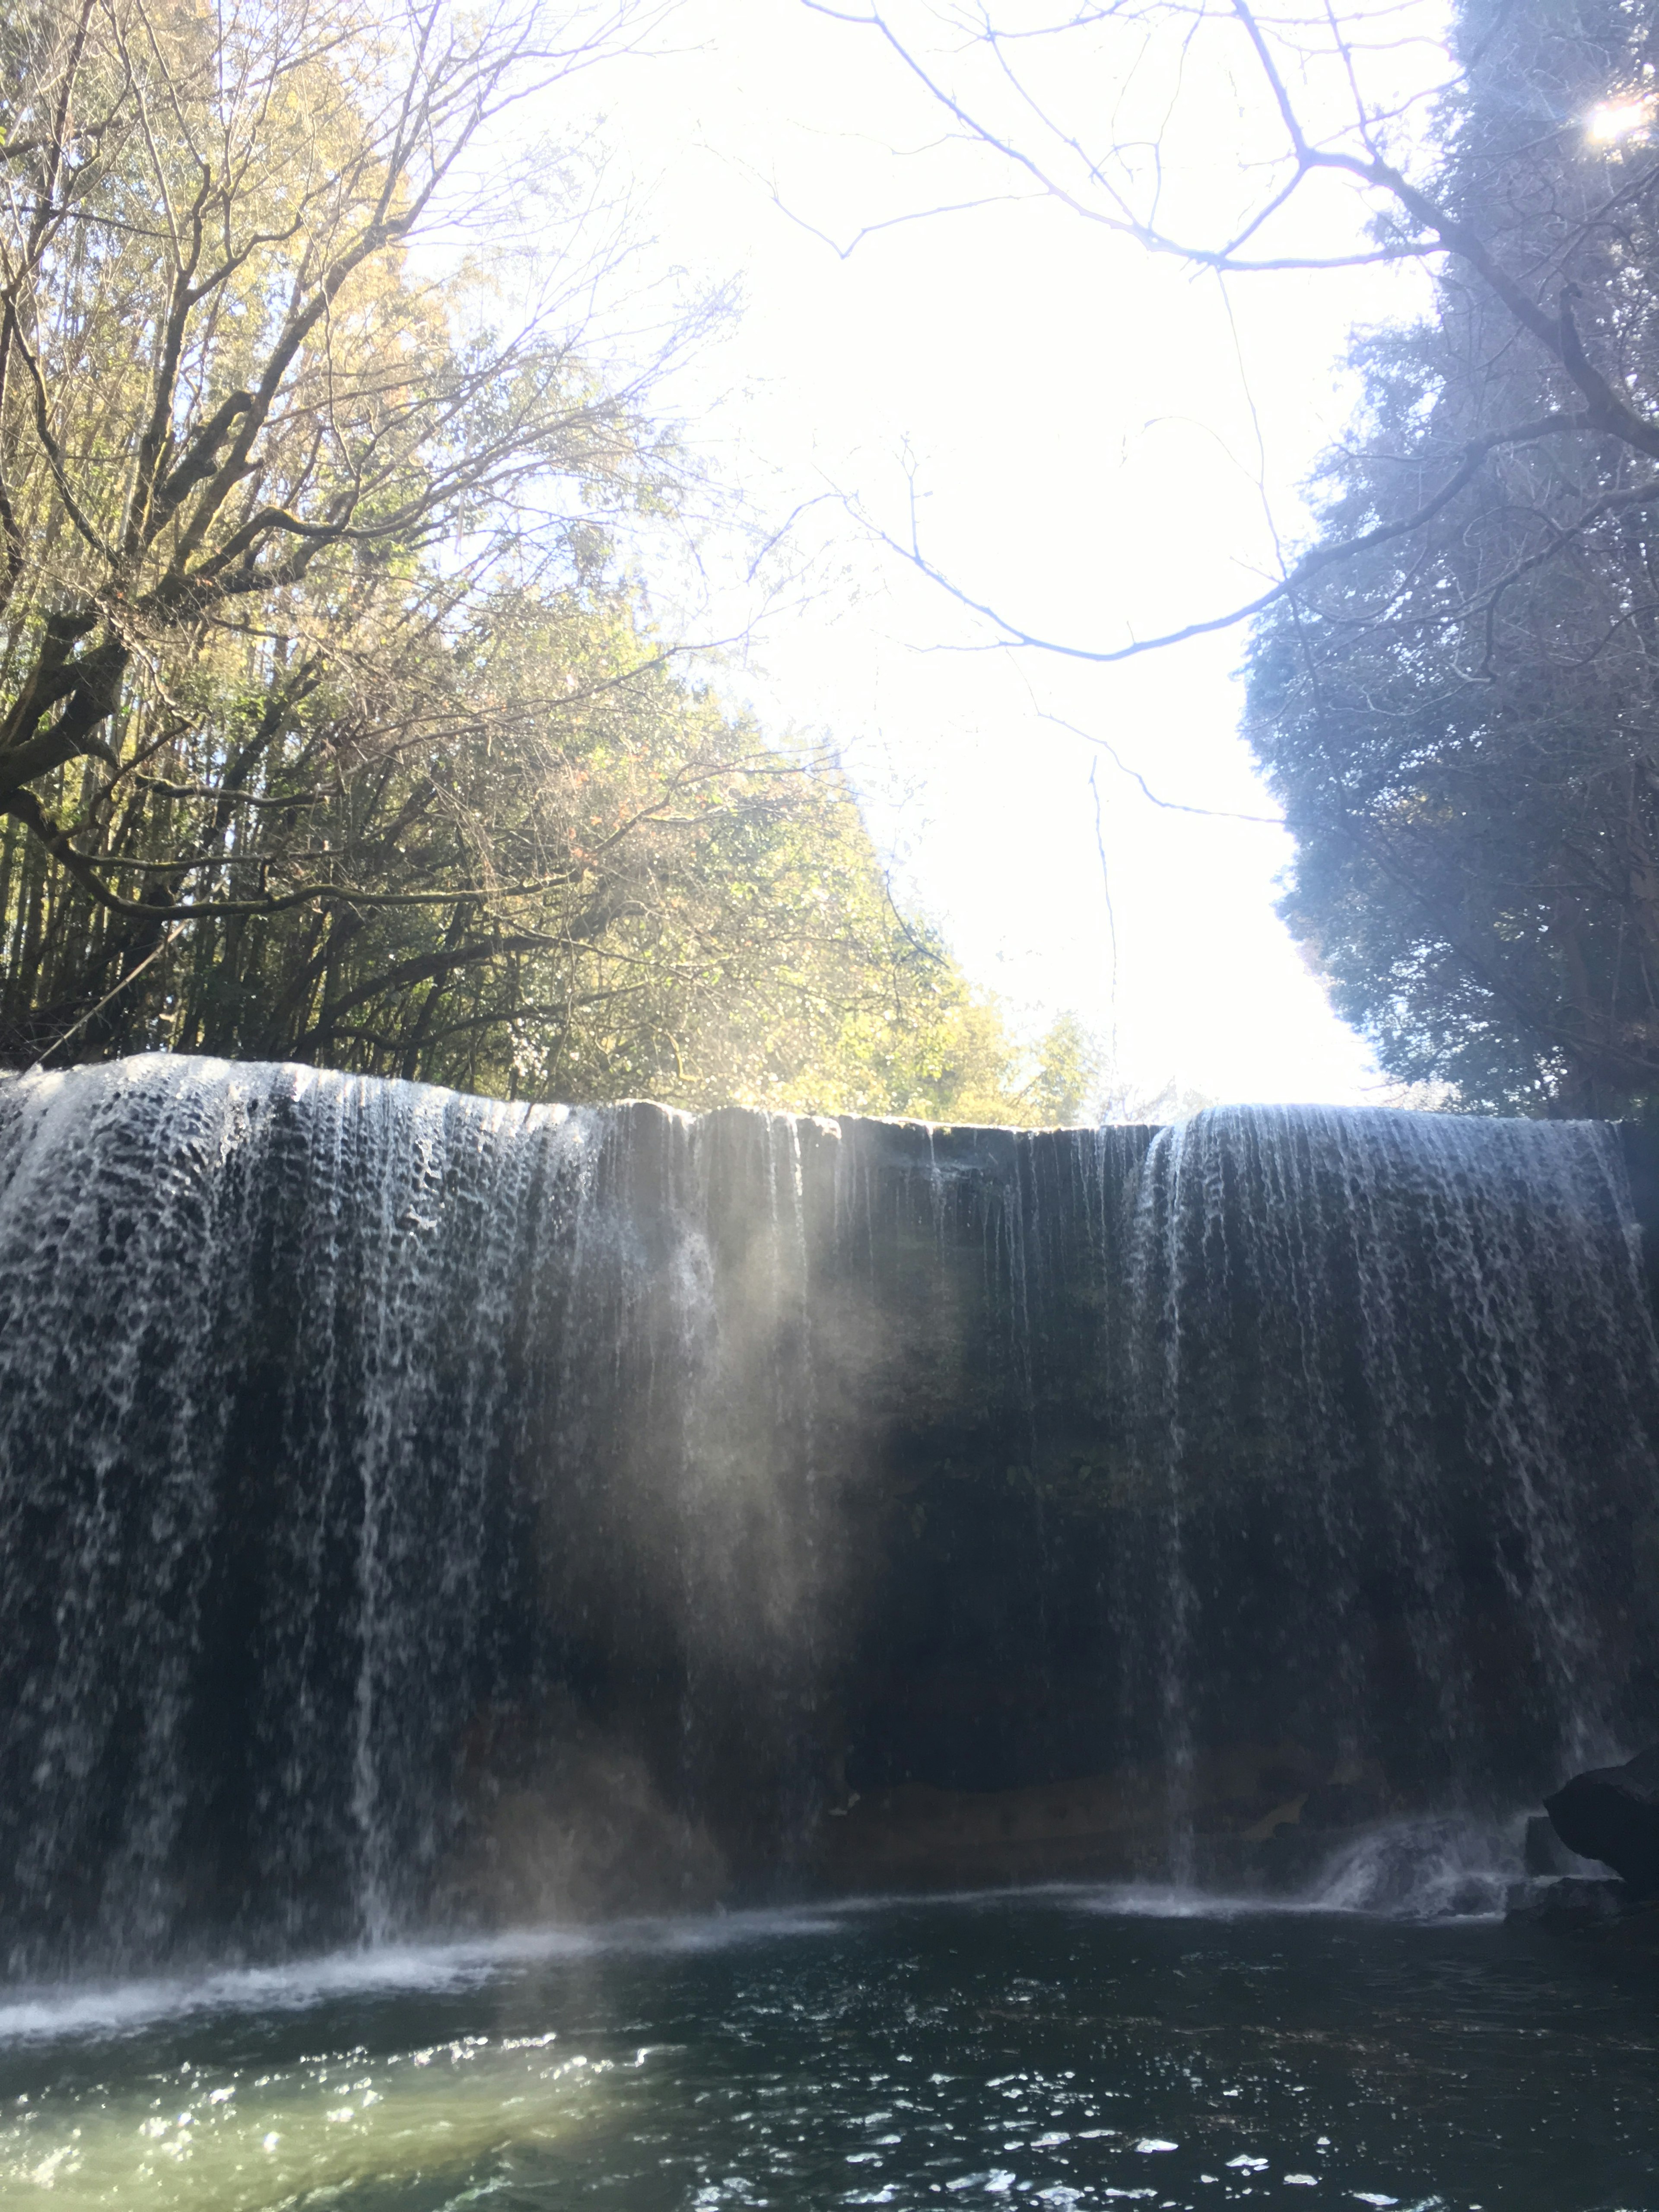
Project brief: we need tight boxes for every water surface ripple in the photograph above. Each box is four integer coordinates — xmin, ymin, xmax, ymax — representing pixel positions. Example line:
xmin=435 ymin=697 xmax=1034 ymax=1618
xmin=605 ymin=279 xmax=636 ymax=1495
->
xmin=0 ymin=1891 xmax=1652 ymax=2210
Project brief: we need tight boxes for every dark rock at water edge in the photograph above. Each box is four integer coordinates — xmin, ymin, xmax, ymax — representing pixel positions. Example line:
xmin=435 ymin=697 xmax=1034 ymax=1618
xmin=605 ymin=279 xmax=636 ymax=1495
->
xmin=1545 ymin=1745 xmax=1659 ymax=1897
xmin=1523 ymin=1811 xmax=1600 ymax=1878
xmin=1506 ymin=1874 xmax=1659 ymax=1952
xmin=1507 ymin=1875 xmax=1633 ymax=1925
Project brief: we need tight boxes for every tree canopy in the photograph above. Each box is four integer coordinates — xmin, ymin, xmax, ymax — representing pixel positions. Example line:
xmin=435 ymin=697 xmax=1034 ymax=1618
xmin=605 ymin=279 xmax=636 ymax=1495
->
xmin=1245 ymin=0 xmax=1659 ymax=1114
xmin=0 ymin=0 xmax=1066 ymax=1123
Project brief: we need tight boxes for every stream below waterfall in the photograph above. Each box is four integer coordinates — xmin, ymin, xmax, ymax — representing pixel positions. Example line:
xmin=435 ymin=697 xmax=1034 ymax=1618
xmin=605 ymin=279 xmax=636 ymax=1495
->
xmin=1 ymin=1881 xmax=1654 ymax=2212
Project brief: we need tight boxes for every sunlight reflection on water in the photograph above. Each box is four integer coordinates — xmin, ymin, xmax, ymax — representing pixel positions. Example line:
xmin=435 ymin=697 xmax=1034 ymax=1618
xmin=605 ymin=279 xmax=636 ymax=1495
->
xmin=0 ymin=2030 xmax=634 ymax=2207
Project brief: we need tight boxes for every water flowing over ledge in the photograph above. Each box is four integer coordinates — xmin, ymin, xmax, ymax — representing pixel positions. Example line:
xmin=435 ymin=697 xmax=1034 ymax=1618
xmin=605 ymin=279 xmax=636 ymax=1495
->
xmin=1 ymin=1055 xmax=1656 ymax=1974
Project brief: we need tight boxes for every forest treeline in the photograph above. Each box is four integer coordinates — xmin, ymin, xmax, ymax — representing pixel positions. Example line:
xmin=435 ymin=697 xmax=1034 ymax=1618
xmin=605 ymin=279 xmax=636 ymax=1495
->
xmin=15 ymin=0 xmax=1650 ymax=1124
xmin=0 ymin=0 xmax=1090 ymax=1122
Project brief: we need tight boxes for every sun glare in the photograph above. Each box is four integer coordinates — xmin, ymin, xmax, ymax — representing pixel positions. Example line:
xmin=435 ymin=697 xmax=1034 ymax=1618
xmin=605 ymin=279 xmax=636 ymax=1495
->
xmin=1587 ymin=96 xmax=1650 ymax=143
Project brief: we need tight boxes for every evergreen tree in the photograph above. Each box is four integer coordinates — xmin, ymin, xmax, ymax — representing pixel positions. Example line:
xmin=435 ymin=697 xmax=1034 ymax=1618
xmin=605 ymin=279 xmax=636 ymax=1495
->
xmin=1246 ymin=0 xmax=1659 ymax=1112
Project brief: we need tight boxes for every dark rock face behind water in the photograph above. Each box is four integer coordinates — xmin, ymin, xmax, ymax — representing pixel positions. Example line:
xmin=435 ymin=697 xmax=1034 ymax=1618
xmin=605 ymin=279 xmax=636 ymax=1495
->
xmin=1 ymin=1057 xmax=1658 ymax=1973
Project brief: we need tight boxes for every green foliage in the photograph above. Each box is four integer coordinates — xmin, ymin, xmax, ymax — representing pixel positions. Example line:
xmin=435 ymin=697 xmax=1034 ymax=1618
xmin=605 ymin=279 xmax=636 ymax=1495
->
xmin=0 ymin=0 xmax=1047 ymax=1123
xmin=0 ymin=547 xmax=1040 ymax=1116
xmin=1020 ymin=1012 xmax=1103 ymax=1127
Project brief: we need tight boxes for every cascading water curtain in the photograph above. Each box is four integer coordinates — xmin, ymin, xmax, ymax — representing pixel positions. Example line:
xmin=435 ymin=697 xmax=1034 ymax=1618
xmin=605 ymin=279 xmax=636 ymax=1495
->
xmin=0 ymin=1055 xmax=592 ymax=1967
xmin=1127 ymin=1106 xmax=1659 ymax=1823
xmin=3 ymin=1060 xmax=1658 ymax=1969
xmin=0 ymin=1058 xmax=853 ymax=1968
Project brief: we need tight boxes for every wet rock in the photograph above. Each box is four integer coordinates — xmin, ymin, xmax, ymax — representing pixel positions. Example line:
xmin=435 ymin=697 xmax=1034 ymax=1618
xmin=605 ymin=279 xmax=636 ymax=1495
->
xmin=1505 ymin=1875 xmax=1659 ymax=1951
xmin=1300 ymin=1780 xmax=1386 ymax=1829
xmin=1524 ymin=1812 xmax=1599 ymax=1878
xmin=817 ymin=1742 xmax=1337 ymax=1892
xmin=1544 ymin=1745 xmax=1659 ymax=1897
xmin=1506 ymin=1875 xmax=1632 ymax=1927
xmin=817 ymin=1769 xmax=1163 ymax=1890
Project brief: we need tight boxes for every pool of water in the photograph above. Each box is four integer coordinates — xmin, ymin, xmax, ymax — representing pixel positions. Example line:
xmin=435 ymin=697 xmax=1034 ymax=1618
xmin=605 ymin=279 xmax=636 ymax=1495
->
xmin=0 ymin=1886 xmax=1653 ymax=2210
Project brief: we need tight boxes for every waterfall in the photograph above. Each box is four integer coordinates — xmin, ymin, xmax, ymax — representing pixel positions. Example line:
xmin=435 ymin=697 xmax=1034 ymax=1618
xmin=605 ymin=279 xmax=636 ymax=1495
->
xmin=0 ymin=1055 xmax=1655 ymax=1971
xmin=1126 ymin=1106 xmax=1659 ymax=1856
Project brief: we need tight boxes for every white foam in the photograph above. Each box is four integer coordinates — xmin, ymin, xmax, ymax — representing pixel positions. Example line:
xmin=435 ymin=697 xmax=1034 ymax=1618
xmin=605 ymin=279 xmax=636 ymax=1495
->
xmin=1068 ymin=1883 xmax=1300 ymax=1921
xmin=1050 ymin=1816 xmax=1524 ymax=1925
xmin=0 ymin=1826 xmax=1527 ymax=2049
xmin=1303 ymin=1817 xmax=1520 ymax=1921
xmin=0 ymin=1904 xmax=848 ymax=2046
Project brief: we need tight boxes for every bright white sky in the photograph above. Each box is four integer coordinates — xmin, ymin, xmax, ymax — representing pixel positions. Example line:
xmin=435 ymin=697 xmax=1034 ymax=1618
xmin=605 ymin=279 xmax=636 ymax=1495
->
xmin=561 ymin=0 xmax=1438 ymax=1109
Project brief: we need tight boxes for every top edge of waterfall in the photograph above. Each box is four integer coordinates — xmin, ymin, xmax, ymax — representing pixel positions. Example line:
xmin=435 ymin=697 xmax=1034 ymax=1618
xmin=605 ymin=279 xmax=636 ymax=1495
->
xmin=0 ymin=1052 xmax=1136 ymax=1140
xmin=0 ymin=1052 xmax=1643 ymax=1144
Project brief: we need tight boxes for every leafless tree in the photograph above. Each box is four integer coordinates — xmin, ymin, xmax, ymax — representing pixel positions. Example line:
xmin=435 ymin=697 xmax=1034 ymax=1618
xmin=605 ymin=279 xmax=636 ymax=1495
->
xmin=800 ymin=0 xmax=1659 ymax=663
